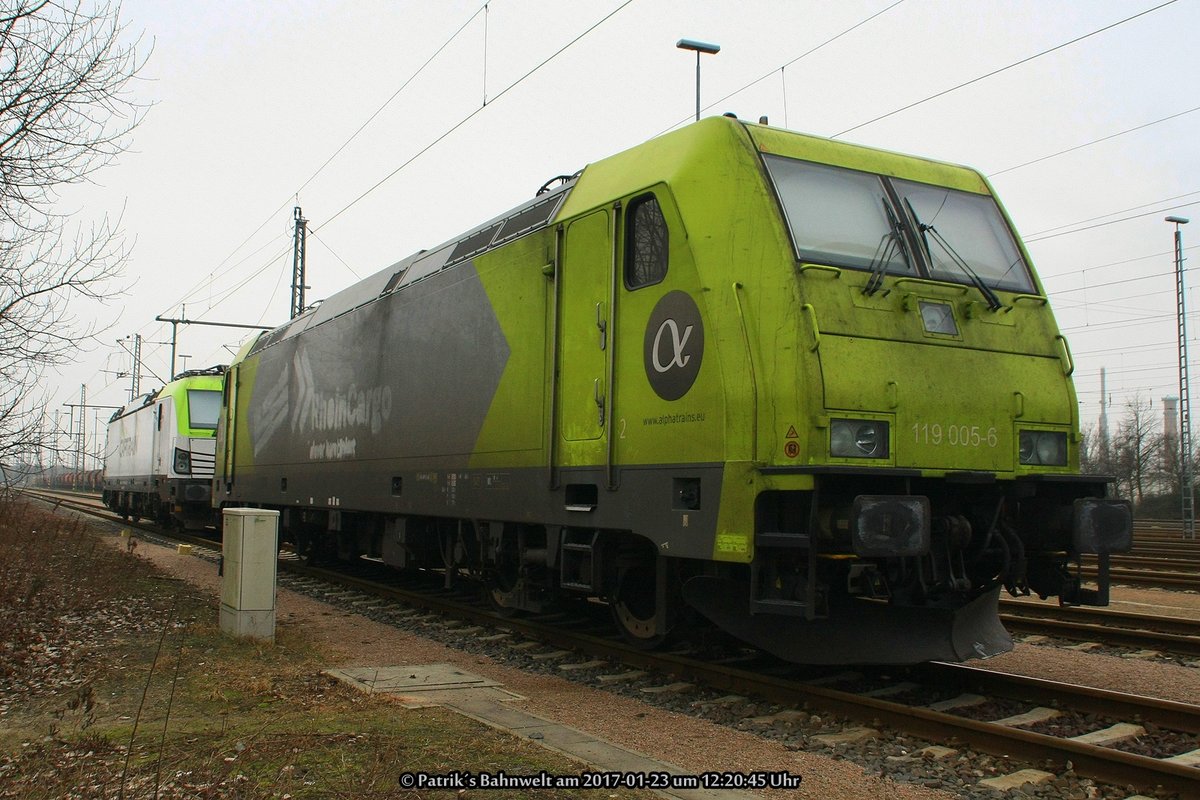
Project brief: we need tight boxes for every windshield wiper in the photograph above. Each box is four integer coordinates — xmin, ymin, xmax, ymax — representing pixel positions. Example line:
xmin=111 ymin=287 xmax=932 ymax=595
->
xmin=903 ymin=198 xmax=1003 ymax=311
xmin=863 ymin=198 xmax=908 ymax=296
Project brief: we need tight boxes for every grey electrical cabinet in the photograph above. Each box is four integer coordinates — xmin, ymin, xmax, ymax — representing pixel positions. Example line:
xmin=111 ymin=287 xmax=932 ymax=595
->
xmin=219 ymin=508 xmax=280 ymax=642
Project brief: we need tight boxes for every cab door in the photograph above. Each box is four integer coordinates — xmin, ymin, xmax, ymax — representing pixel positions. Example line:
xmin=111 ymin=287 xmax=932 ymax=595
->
xmin=217 ymin=364 xmax=238 ymax=491
xmin=556 ymin=210 xmax=611 ymax=466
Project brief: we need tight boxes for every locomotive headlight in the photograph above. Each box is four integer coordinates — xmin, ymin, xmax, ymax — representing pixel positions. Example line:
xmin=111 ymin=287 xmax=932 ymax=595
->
xmin=1018 ymin=430 xmax=1067 ymax=466
xmin=173 ymin=448 xmax=192 ymax=475
xmin=830 ymin=419 xmax=889 ymax=459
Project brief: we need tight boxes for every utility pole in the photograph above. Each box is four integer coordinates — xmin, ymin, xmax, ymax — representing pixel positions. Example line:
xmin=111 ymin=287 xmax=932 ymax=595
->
xmin=1099 ymin=367 xmax=1109 ymax=466
xmin=36 ymin=413 xmax=44 ymax=481
xmin=290 ymin=206 xmax=308 ymax=319
xmin=52 ymin=411 xmax=61 ymax=472
xmin=154 ymin=315 xmax=274 ymax=379
xmin=76 ymin=385 xmax=85 ymax=479
xmin=91 ymin=409 xmax=103 ymax=470
xmin=115 ymin=333 xmax=145 ymax=400
xmin=61 ymin=395 xmax=122 ymax=478
xmin=1168 ymin=215 xmax=1194 ymax=540
xmin=167 ymin=307 xmax=180 ymax=379
xmin=130 ymin=333 xmax=141 ymax=398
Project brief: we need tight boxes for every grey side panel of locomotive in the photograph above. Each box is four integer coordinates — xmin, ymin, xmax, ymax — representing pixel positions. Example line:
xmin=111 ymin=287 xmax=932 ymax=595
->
xmin=237 ymin=260 xmax=509 ymax=478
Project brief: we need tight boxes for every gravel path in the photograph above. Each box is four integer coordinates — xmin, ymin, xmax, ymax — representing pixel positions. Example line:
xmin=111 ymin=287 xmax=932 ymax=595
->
xmin=114 ymin=534 xmax=954 ymax=800
xmin=107 ymin=528 xmax=1200 ymax=799
xmin=992 ymin=587 xmax=1200 ymax=704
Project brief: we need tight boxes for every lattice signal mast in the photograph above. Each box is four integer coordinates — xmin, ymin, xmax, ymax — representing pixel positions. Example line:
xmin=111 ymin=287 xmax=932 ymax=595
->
xmin=1168 ymin=215 xmax=1194 ymax=540
xmin=290 ymin=206 xmax=308 ymax=320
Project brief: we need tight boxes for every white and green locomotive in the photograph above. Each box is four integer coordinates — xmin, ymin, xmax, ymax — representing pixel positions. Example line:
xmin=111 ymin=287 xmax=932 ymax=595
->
xmin=103 ymin=368 xmax=224 ymax=529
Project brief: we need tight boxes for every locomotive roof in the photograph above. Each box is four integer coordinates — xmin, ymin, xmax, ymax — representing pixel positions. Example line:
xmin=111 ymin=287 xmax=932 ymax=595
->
xmin=108 ymin=368 xmax=226 ymax=421
xmin=247 ymin=179 xmax=575 ymax=358
xmin=242 ymin=116 xmax=998 ymax=363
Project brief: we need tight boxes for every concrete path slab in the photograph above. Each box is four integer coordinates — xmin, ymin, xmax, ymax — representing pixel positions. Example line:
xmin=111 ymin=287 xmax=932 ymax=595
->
xmin=328 ymin=663 xmax=764 ymax=800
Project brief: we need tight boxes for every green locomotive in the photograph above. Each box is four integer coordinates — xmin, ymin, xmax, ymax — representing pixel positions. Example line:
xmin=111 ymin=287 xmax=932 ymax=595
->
xmin=214 ymin=117 xmax=1130 ymax=664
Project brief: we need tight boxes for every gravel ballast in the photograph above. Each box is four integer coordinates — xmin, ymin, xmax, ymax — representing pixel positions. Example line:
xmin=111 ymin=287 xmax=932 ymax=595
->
xmin=97 ymin=523 xmax=1200 ymax=799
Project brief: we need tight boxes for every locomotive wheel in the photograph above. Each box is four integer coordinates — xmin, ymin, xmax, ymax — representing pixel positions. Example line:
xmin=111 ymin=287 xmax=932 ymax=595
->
xmin=487 ymin=581 xmax=522 ymax=616
xmin=611 ymin=563 xmax=668 ymax=649
xmin=294 ymin=530 xmax=329 ymax=567
xmin=486 ymin=528 xmax=523 ymax=614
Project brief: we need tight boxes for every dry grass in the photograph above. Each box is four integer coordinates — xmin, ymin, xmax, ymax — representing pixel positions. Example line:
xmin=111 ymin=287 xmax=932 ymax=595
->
xmin=0 ymin=500 xmax=651 ymax=798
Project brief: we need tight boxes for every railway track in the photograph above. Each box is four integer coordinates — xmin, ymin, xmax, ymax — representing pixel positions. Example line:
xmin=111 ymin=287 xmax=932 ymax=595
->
xmin=999 ymin=599 xmax=1200 ymax=658
xmin=21 ymin=488 xmax=1200 ymax=796
xmin=271 ymin=553 xmax=1200 ymax=796
xmin=236 ymin=554 xmax=1200 ymax=796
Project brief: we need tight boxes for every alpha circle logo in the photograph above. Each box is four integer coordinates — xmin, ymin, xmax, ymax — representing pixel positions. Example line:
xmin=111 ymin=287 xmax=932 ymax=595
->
xmin=644 ymin=290 xmax=704 ymax=401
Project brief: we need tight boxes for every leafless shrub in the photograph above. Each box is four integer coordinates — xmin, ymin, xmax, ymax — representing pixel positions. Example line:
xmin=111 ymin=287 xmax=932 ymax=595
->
xmin=0 ymin=1 xmax=149 ymax=482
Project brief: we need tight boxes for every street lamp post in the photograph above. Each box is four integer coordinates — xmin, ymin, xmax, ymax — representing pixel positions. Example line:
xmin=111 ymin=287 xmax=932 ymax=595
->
xmin=676 ymin=38 xmax=720 ymax=122
xmin=1168 ymin=215 xmax=1194 ymax=540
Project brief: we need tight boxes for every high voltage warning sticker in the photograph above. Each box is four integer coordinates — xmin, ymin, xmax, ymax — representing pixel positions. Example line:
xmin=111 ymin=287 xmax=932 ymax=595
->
xmin=784 ymin=425 xmax=800 ymax=458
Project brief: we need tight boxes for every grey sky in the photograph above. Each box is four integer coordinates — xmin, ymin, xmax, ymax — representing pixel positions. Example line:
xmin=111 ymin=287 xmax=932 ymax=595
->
xmin=45 ymin=0 xmax=1200 ymax=460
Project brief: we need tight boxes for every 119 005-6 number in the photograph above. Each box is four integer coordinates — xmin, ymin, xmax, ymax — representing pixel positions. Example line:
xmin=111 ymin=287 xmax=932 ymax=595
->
xmin=911 ymin=422 xmax=997 ymax=448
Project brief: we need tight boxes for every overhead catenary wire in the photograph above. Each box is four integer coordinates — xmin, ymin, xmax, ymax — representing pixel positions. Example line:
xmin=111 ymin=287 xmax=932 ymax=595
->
xmin=163 ymin=1 xmax=629 ymax=330
xmin=309 ymin=229 xmax=361 ymax=281
xmin=102 ymin=2 xmax=634 ymax=389
xmin=1049 ymin=267 xmax=1177 ymax=295
xmin=162 ymin=2 xmax=490 ymax=319
xmin=657 ymin=0 xmax=906 ymax=136
xmin=1024 ymin=201 xmax=1200 ymax=243
xmin=832 ymin=0 xmax=1179 ymax=137
xmin=57 ymin=3 xmax=1194 ymax=420
xmin=1061 ymin=311 xmax=1186 ymax=334
xmin=1040 ymin=244 xmax=1200 ymax=284
xmin=988 ymin=105 xmax=1200 ymax=177
xmin=162 ymin=2 xmax=1183 ymax=343
xmin=1023 ymin=191 xmax=1200 ymax=239
xmin=314 ymin=0 xmax=634 ymax=234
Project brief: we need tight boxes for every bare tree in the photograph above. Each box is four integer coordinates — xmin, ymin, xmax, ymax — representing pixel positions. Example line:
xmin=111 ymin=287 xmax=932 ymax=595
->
xmin=1110 ymin=394 xmax=1162 ymax=506
xmin=0 ymin=1 xmax=146 ymax=481
xmin=1154 ymin=422 xmax=1199 ymax=517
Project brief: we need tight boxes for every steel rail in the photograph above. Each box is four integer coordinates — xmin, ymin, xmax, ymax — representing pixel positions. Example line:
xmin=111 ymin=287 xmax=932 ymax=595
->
xmin=1079 ymin=565 xmax=1199 ymax=589
xmin=24 ymin=489 xmax=1200 ymax=795
xmin=287 ymin=564 xmax=1200 ymax=795
xmin=920 ymin=662 xmax=1200 ymax=733
xmin=1000 ymin=599 xmax=1200 ymax=635
xmin=1001 ymin=615 xmax=1200 ymax=657
xmin=1109 ymin=554 xmax=1200 ymax=570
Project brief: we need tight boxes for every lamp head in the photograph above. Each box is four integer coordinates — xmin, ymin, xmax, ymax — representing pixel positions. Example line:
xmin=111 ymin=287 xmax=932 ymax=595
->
xmin=1166 ymin=215 xmax=1190 ymax=225
xmin=676 ymin=38 xmax=720 ymax=55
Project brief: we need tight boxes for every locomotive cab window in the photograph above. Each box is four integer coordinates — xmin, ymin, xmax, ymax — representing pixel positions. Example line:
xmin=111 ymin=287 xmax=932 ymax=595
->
xmin=893 ymin=179 xmax=1035 ymax=294
xmin=764 ymin=156 xmax=914 ymax=276
xmin=625 ymin=194 xmax=669 ymax=289
xmin=187 ymin=389 xmax=221 ymax=430
xmin=764 ymin=154 xmax=1038 ymax=297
